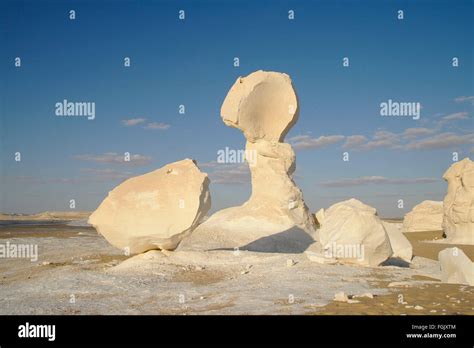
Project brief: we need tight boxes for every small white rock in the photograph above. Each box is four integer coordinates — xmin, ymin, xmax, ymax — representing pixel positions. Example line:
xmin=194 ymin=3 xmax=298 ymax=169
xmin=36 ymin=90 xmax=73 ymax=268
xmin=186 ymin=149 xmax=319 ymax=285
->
xmin=388 ymin=281 xmax=412 ymax=288
xmin=347 ymin=299 xmax=360 ymax=304
xmin=353 ymin=293 xmax=374 ymax=299
xmin=334 ymin=292 xmax=349 ymax=302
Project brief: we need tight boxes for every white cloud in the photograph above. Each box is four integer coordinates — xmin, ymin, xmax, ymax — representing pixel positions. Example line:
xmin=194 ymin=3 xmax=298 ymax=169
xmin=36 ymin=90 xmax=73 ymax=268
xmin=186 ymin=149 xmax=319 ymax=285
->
xmin=144 ymin=122 xmax=171 ymax=130
xmin=121 ymin=118 xmax=147 ymax=126
xmin=357 ymin=130 xmax=400 ymax=150
xmin=320 ymin=176 xmax=438 ymax=187
xmin=402 ymin=127 xmax=437 ymax=139
xmin=14 ymin=168 xmax=134 ymax=185
xmin=198 ymin=161 xmax=219 ymax=169
xmin=288 ymin=135 xmax=345 ymax=150
xmin=441 ymin=112 xmax=469 ymax=121
xmin=80 ymin=168 xmax=133 ymax=180
xmin=73 ymin=152 xmax=152 ymax=166
xmin=454 ymin=96 xmax=474 ymax=104
xmin=209 ymin=163 xmax=250 ymax=185
xmin=404 ymin=132 xmax=474 ymax=150
xmin=342 ymin=135 xmax=367 ymax=149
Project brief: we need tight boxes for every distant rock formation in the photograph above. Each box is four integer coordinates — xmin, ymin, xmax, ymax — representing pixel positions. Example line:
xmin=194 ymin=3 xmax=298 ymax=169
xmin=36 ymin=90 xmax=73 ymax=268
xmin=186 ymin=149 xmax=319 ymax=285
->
xmin=89 ymin=159 xmax=210 ymax=253
xmin=438 ymin=247 xmax=474 ymax=286
xmin=442 ymin=158 xmax=474 ymax=245
xmin=178 ymin=71 xmax=315 ymax=252
xmin=402 ymin=200 xmax=443 ymax=232
xmin=312 ymin=199 xmax=393 ymax=266
xmin=0 ymin=211 xmax=90 ymax=221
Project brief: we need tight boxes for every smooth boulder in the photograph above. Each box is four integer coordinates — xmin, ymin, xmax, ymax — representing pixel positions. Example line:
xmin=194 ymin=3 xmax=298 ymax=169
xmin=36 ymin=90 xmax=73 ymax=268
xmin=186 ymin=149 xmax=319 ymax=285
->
xmin=402 ymin=200 xmax=443 ymax=232
xmin=438 ymin=247 xmax=474 ymax=286
xmin=88 ymin=159 xmax=211 ymax=253
xmin=317 ymin=199 xmax=393 ymax=266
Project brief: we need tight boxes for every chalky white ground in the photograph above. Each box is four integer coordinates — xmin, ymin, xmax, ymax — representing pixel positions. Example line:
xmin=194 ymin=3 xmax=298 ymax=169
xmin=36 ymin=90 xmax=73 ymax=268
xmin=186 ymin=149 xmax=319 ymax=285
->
xmin=0 ymin=225 xmax=444 ymax=315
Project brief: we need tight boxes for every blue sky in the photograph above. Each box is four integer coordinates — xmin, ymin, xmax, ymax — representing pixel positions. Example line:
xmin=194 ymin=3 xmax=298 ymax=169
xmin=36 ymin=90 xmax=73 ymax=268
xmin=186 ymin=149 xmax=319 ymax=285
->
xmin=1 ymin=0 xmax=473 ymax=217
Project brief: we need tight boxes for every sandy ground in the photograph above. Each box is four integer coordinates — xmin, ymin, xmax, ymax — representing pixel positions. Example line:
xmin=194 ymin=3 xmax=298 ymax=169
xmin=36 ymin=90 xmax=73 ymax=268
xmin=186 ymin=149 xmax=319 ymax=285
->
xmin=0 ymin=222 xmax=473 ymax=315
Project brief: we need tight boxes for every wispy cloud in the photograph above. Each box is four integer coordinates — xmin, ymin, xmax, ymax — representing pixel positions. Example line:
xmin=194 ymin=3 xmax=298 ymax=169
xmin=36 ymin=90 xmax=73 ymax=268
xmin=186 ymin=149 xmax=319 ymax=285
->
xmin=201 ymin=162 xmax=250 ymax=184
xmin=454 ymin=96 xmax=474 ymax=104
xmin=404 ymin=132 xmax=474 ymax=150
xmin=80 ymin=168 xmax=133 ymax=181
xmin=73 ymin=152 xmax=152 ymax=166
xmin=121 ymin=118 xmax=147 ymax=126
xmin=198 ymin=161 xmax=219 ymax=169
xmin=288 ymin=135 xmax=345 ymax=150
xmin=441 ymin=112 xmax=469 ymax=121
xmin=144 ymin=122 xmax=171 ymax=130
xmin=342 ymin=135 xmax=367 ymax=149
xmin=320 ymin=176 xmax=438 ymax=187
xmin=359 ymin=130 xmax=400 ymax=150
xmin=13 ymin=168 xmax=134 ymax=185
xmin=402 ymin=127 xmax=437 ymax=139
xmin=13 ymin=176 xmax=86 ymax=184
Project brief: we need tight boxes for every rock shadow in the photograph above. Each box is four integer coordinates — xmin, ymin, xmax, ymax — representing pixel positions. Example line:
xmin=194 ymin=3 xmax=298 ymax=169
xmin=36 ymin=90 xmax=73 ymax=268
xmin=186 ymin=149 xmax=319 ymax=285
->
xmin=213 ymin=227 xmax=315 ymax=254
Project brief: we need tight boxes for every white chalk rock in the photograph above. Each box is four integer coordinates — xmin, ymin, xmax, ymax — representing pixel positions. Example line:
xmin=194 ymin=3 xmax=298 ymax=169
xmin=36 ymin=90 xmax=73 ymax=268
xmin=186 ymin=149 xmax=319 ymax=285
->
xmin=334 ymin=292 xmax=349 ymax=302
xmin=317 ymin=199 xmax=392 ymax=266
xmin=315 ymin=208 xmax=325 ymax=228
xmin=438 ymin=247 xmax=474 ymax=286
xmin=442 ymin=158 xmax=474 ymax=245
xmin=88 ymin=159 xmax=211 ymax=253
xmin=220 ymin=70 xmax=298 ymax=142
xmin=178 ymin=71 xmax=315 ymax=252
xmin=305 ymin=250 xmax=338 ymax=264
xmin=382 ymin=221 xmax=413 ymax=263
xmin=402 ymin=200 xmax=443 ymax=232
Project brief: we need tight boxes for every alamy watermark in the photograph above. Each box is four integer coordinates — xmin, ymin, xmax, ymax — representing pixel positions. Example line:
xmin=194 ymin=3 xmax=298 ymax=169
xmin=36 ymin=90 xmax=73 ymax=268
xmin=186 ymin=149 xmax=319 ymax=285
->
xmin=324 ymin=242 xmax=365 ymax=261
xmin=380 ymin=99 xmax=420 ymax=120
xmin=217 ymin=146 xmax=257 ymax=166
xmin=0 ymin=242 xmax=38 ymax=262
xmin=55 ymin=99 xmax=95 ymax=120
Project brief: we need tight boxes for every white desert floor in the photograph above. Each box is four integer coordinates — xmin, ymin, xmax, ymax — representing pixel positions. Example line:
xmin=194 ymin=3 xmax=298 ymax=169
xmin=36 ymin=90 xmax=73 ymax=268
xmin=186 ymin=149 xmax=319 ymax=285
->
xmin=0 ymin=224 xmax=473 ymax=315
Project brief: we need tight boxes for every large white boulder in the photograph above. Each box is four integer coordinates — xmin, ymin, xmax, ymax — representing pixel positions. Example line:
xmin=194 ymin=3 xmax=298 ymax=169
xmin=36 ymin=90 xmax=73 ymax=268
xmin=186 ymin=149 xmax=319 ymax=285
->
xmin=88 ymin=159 xmax=211 ymax=253
xmin=179 ymin=71 xmax=315 ymax=252
xmin=402 ymin=200 xmax=443 ymax=232
xmin=316 ymin=199 xmax=393 ymax=266
xmin=442 ymin=158 xmax=474 ymax=245
xmin=438 ymin=247 xmax=474 ymax=286
xmin=382 ymin=221 xmax=413 ymax=263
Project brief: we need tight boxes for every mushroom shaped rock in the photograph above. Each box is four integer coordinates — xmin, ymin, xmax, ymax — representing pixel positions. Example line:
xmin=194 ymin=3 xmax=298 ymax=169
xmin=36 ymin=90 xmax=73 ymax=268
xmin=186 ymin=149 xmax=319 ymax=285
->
xmin=88 ymin=159 xmax=211 ymax=254
xmin=178 ymin=71 xmax=315 ymax=252
xmin=442 ymin=158 xmax=474 ymax=245
xmin=220 ymin=70 xmax=299 ymax=142
xmin=316 ymin=199 xmax=393 ymax=266
xmin=402 ymin=200 xmax=443 ymax=232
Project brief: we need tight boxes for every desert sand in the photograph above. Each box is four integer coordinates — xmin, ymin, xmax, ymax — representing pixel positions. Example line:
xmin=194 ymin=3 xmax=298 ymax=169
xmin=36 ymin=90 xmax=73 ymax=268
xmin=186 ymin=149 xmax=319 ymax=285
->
xmin=0 ymin=220 xmax=473 ymax=315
